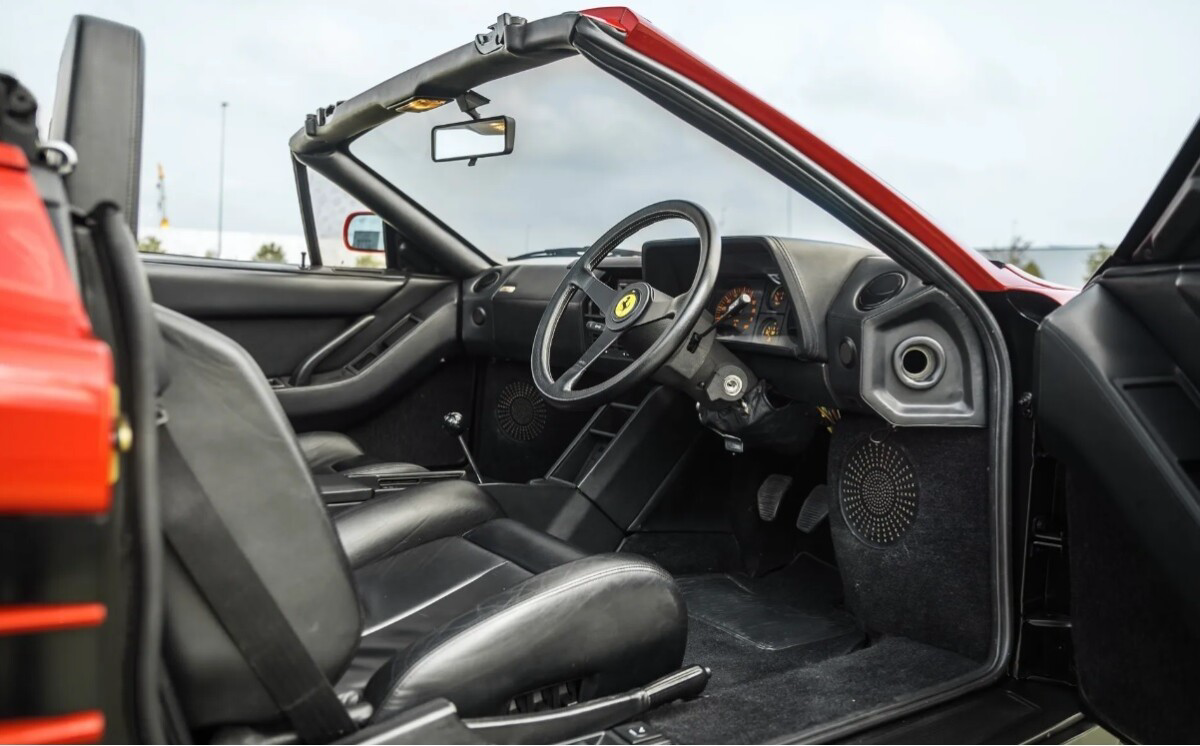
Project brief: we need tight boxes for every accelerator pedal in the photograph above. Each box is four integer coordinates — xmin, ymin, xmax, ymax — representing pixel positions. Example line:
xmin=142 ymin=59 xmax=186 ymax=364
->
xmin=796 ymin=485 xmax=830 ymax=533
xmin=757 ymin=474 xmax=793 ymax=521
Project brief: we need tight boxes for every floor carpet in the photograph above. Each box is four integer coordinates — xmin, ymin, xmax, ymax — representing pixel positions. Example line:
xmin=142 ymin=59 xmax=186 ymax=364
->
xmin=645 ymin=555 xmax=978 ymax=743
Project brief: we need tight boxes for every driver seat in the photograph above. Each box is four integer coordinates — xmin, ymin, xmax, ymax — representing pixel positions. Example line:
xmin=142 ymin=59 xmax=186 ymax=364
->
xmin=52 ymin=13 xmax=689 ymax=739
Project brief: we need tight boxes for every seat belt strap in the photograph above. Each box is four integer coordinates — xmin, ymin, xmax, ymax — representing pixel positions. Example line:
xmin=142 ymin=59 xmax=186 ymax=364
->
xmin=159 ymin=429 xmax=356 ymax=742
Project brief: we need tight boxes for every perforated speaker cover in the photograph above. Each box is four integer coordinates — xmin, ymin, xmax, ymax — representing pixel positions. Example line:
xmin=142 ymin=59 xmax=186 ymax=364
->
xmin=840 ymin=436 xmax=919 ymax=546
xmin=495 ymin=380 xmax=547 ymax=441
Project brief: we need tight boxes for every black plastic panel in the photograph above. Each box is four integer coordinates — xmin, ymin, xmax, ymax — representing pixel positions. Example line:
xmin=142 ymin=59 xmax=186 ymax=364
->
xmin=1036 ymin=265 xmax=1200 ymax=742
xmin=827 ymin=256 xmax=985 ymax=426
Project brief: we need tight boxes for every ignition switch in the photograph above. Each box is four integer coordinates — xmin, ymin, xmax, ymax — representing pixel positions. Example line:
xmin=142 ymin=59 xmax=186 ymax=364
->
xmin=706 ymin=363 xmax=749 ymax=405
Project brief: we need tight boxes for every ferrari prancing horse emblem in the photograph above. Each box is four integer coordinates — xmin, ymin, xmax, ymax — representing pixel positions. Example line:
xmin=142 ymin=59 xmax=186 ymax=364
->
xmin=614 ymin=291 xmax=639 ymax=319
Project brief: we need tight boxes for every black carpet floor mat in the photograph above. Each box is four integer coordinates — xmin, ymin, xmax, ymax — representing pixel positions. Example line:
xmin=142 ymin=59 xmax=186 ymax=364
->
xmin=675 ymin=554 xmax=860 ymax=652
xmin=648 ymin=556 xmax=978 ymax=743
xmin=648 ymin=636 xmax=978 ymax=743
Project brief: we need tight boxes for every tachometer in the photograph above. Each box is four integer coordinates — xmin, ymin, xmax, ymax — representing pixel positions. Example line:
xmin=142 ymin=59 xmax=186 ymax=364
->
xmin=714 ymin=285 xmax=758 ymax=334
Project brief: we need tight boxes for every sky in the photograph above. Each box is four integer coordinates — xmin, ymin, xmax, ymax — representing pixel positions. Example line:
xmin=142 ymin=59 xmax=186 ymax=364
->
xmin=5 ymin=0 xmax=1200 ymax=268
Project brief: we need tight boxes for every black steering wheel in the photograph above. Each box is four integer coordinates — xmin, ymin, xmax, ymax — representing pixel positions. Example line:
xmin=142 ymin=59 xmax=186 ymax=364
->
xmin=532 ymin=200 xmax=721 ymax=408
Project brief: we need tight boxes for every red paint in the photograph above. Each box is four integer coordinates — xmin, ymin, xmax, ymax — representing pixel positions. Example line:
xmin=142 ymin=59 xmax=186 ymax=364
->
xmin=0 ymin=603 xmax=107 ymax=636
xmin=581 ymin=7 xmax=1075 ymax=303
xmin=0 ymin=143 xmax=113 ymax=514
xmin=0 ymin=711 xmax=105 ymax=744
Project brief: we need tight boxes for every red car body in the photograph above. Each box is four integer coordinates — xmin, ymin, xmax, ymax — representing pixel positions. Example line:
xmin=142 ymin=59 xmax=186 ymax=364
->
xmin=0 ymin=144 xmax=110 ymax=742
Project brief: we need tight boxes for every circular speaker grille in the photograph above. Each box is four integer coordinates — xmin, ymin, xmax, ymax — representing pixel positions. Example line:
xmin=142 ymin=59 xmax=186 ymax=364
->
xmin=840 ymin=437 xmax=919 ymax=546
xmin=496 ymin=381 xmax=547 ymax=441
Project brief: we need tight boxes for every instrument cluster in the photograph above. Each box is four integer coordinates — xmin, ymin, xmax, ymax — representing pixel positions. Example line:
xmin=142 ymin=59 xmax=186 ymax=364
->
xmin=709 ymin=277 xmax=792 ymax=344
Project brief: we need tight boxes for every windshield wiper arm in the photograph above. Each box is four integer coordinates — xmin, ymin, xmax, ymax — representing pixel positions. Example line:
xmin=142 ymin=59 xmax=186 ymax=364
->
xmin=508 ymin=247 xmax=638 ymax=261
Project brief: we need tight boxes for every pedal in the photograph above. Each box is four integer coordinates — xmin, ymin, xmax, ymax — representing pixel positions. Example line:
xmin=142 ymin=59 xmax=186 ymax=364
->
xmin=796 ymin=484 xmax=830 ymax=533
xmin=757 ymin=474 xmax=792 ymax=521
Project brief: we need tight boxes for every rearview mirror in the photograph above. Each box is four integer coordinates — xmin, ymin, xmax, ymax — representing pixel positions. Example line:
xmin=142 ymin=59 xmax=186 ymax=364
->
xmin=431 ymin=116 xmax=515 ymax=163
xmin=343 ymin=212 xmax=384 ymax=252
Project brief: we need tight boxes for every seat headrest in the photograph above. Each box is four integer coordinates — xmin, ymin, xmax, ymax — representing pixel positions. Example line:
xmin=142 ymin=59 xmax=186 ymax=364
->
xmin=50 ymin=15 xmax=144 ymax=233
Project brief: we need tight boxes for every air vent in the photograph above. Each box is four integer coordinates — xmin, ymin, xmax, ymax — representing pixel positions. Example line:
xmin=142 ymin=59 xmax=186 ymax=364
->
xmin=472 ymin=269 xmax=502 ymax=293
xmin=856 ymin=271 xmax=907 ymax=311
xmin=840 ymin=436 xmax=919 ymax=546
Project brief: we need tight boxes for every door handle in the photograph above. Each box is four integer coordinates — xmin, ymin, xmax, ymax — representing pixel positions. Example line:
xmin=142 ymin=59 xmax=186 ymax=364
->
xmin=292 ymin=314 xmax=376 ymax=386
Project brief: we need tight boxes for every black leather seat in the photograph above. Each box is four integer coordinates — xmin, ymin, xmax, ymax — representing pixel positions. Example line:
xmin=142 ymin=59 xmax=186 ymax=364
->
xmin=156 ymin=303 xmax=688 ymax=731
xmin=296 ymin=430 xmax=427 ymax=476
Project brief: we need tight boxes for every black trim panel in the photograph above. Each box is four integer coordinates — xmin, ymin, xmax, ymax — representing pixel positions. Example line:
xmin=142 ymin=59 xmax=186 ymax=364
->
xmin=277 ymin=285 xmax=462 ymax=426
xmin=144 ymin=259 xmax=412 ymax=318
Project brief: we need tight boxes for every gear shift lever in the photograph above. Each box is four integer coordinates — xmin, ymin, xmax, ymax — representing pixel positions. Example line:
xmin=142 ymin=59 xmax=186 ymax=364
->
xmin=443 ymin=411 xmax=482 ymax=483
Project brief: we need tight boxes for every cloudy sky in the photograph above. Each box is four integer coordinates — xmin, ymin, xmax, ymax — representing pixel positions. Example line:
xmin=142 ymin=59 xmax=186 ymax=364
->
xmin=5 ymin=0 xmax=1200 ymax=264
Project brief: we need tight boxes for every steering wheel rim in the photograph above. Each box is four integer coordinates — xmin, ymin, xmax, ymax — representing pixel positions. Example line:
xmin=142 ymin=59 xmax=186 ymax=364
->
xmin=531 ymin=200 xmax=721 ymax=408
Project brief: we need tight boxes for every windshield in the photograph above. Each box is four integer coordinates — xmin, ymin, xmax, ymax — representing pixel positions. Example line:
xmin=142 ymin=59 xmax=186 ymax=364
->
xmin=351 ymin=56 xmax=863 ymax=262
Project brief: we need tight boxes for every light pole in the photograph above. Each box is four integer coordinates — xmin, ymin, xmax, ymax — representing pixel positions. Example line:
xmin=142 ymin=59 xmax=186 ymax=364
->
xmin=217 ymin=101 xmax=228 ymax=257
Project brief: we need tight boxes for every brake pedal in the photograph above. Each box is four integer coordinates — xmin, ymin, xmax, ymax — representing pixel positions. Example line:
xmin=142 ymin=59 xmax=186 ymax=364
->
xmin=796 ymin=484 xmax=830 ymax=533
xmin=757 ymin=474 xmax=793 ymax=521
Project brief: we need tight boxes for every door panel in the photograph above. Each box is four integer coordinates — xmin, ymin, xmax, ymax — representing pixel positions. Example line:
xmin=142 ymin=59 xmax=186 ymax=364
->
xmin=144 ymin=256 xmax=467 ymax=454
xmin=145 ymin=258 xmax=451 ymax=377
xmin=144 ymin=260 xmax=406 ymax=317
xmin=1035 ymin=263 xmax=1200 ymax=742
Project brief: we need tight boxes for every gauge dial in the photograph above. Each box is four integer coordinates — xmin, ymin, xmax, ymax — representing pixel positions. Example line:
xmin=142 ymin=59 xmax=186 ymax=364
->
xmin=768 ymin=285 xmax=787 ymax=311
xmin=714 ymin=286 xmax=758 ymax=334
xmin=758 ymin=317 xmax=780 ymax=339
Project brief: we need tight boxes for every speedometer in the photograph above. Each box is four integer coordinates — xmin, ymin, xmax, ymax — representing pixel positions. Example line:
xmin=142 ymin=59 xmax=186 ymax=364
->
xmin=714 ymin=285 xmax=758 ymax=334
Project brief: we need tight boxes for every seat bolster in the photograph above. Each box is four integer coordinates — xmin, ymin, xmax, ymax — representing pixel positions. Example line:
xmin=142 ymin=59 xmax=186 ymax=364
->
xmin=465 ymin=518 xmax=585 ymax=574
xmin=334 ymin=481 xmax=502 ymax=568
xmin=297 ymin=431 xmax=367 ymax=472
xmin=364 ymin=554 xmax=687 ymax=720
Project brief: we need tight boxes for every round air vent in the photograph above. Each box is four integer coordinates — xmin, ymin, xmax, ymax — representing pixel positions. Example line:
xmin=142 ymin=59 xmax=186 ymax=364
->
xmin=856 ymin=271 xmax=907 ymax=311
xmin=495 ymin=380 xmax=547 ymax=441
xmin=840 ymin=436 xmax=919 ymax=546
xmin=472 ymin=269 xmax=502 ymax=294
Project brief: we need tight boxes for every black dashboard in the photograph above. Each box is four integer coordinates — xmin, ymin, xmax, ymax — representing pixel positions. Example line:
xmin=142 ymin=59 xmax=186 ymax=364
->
xmin=461 ymin=234 xmax=987 ymax=428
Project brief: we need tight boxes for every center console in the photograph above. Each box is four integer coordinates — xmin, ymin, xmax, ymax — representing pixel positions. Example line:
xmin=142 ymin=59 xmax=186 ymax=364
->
xmin=488 ymin=386 xmax=701 ymax=552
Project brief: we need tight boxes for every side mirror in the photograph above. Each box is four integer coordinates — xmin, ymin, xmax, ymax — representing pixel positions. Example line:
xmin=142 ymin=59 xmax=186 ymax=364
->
xmin=343 ymin=211 xmax=384 ymax=252
xmin=431 ymin=116 xmax=515 ymax=163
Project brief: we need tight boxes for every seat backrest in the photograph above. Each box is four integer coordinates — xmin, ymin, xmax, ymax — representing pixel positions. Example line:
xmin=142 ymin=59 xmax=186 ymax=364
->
xmin=156 ymin=305 xmax=363 ymax=728
xmin=50 ymin=14 xmax=363 ymax=730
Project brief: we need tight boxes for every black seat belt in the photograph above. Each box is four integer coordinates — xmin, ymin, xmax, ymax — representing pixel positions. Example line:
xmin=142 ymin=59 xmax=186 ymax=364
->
xmin=159 ymin=428 xmax=356 ymax=743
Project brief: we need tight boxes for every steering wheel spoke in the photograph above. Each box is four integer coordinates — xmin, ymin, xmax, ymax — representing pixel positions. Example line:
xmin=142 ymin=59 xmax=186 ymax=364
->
xmin=571 ymin=268 xmax=616 ymax=311
xmin=558 ymin=328 xmax=620 ymax=392
xmin=631 ymin=288 xmax=682 ymax=327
